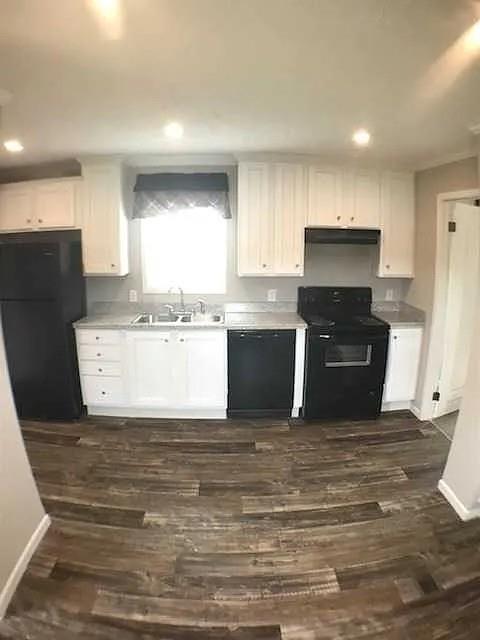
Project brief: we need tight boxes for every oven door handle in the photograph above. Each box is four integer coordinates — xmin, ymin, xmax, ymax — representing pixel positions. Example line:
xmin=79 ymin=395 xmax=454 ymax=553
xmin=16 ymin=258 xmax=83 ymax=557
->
xmin=311 ymin=334 xmax=332 ymax=340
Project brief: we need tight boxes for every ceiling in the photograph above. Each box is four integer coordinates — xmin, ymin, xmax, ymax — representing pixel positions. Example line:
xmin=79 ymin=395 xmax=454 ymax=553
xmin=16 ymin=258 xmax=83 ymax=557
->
xmin=1 ymin=0 xmax=480 ymax=169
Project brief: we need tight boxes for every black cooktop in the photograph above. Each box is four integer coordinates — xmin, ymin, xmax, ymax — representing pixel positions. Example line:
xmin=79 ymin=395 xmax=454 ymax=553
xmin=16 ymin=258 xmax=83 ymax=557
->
xmin=298 ymin=286 xmax=389 ymax=334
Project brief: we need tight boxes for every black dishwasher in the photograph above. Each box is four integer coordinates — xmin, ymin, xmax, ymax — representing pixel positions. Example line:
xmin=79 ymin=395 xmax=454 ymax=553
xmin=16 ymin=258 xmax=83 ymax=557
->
xmin=227 ymin=330 xmax=296 ymax=417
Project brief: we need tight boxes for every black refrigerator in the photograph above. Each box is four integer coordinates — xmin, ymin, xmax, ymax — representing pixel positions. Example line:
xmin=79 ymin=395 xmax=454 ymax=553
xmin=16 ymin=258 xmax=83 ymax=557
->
xmin=0 ymin=230 xmax=86 ymax=419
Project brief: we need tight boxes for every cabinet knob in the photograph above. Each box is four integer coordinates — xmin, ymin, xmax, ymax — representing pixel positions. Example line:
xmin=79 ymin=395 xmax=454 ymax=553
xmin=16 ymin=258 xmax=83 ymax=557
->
xmin=101 ymin=391 xmax=106 ymax=395
xmin=95 ymin=336 xmax=100 ymax=341
xmin=38 ymin=218 xmax=43 ymax=223
xmin=98 ymin=368 xmax=103 ymax=372
xmin=26 ymin=218 xmax=32 ymax=224
xmin=262 ymin=263 xmax=267 ymax=268
xmin=336 ymin=215 xmax=341 ymax=221
xmin=111 ymin=263 xmax=116 ymax=268
xmin=164 ymin=339 xmax=169 ymax=343
xmin=386 ymin=264 xmax=390 ymax=269
xmin=393 ymin=336 xmax=397 ymax=340
xmin=295 ymin=263 xmax=300 ymax=268
xmin=96 ymin=352 xmax=101 ymax=357
xmin=179 ymin=338 xmax=185 ymax=342
xmin=350 ymin=216 xmax=354 ymax=222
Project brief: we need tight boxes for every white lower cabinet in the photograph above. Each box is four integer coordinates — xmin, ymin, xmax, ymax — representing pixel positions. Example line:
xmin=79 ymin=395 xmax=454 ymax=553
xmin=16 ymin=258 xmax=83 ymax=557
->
xmin=76 ymin=328 xmax=227 ymax=418
xmin=180 ymin=331 xmax=226 ymax=408
xmin=384 ymin=327 xmax=423 ymax=404
xmin=126 ymin=331 xmax=173 ymax=407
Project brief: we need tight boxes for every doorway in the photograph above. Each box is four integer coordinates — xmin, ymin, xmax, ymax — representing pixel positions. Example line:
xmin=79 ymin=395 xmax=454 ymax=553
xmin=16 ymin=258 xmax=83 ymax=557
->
xmin=431 ymin=200 xmax=480 ymax=440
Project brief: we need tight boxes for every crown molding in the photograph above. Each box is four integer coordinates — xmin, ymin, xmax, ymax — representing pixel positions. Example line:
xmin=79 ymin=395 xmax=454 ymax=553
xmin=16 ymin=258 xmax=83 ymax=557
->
xmin=414 ymin=149 xmax=477 ymax=172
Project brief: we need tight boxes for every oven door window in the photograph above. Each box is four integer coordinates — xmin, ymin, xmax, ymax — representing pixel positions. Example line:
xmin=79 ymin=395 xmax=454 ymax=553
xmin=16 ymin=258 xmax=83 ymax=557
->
xmin=324 ymin=343 xmax=372 ymax=367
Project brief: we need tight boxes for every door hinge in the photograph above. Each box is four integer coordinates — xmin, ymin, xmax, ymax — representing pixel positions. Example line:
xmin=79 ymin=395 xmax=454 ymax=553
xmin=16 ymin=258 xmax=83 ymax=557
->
xmin=448 ymin=221 xmax=456 ymax=232
xmin=432 ymin=391 xmax=440 ymax=401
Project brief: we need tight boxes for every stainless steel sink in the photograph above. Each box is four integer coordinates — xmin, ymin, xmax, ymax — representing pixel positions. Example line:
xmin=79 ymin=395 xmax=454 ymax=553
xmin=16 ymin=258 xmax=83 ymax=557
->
xmin=131 ymin=312 xmax=224 ymax=326
xmin=132 ymin=313 xmax=179 ymax=325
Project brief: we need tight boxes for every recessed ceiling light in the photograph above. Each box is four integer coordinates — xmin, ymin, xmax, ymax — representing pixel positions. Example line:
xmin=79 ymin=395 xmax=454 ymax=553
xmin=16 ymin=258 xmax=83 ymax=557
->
xmin=352 ymin=129 xmax=371 ymax=146
xmin=163 ymin=121 xmax=184 ymax=140
xmin=465 ymin=20 xmax=480 ymax=50
xmin=3 ymin=139 xmax=24 ymax=153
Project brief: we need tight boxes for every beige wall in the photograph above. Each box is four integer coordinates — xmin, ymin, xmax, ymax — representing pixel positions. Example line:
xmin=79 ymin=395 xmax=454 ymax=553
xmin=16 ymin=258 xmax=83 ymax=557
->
xmin=0 ymin=325 xmax=45 ymax=613
xmin=406 ymin=156 xmax=478 ymax=410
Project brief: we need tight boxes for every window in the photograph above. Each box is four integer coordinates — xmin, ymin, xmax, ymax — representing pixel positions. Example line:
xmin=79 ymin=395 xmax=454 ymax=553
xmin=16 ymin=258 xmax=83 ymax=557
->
xmin=141 ymin=207 xmax=227 ymax=294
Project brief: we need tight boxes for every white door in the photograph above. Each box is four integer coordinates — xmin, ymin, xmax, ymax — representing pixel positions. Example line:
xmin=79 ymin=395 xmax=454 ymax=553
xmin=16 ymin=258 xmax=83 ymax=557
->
xmin=273 ymin=163 xmax=306 ymax=275
xmin=0 ymin=184 xmax=34 ymax=231
xmin=435 ymin=202 xmax=480 ymax=417
xmin=378 ymin=172 xmax=415 ymax=277
xmin=384 ymin=328 xmax=423 ymax=403
xmin=307 ymin=167 xmax=342 ymax=227
xmin=126 ymin=332 xmax=174 ymax=407
xmin=34 ymin=180 xmax=76 ymax=229
xmin=177 ymin=330 xmax=226 ymax=408
xmin=237 ymin=162 xmax=274 ymax=275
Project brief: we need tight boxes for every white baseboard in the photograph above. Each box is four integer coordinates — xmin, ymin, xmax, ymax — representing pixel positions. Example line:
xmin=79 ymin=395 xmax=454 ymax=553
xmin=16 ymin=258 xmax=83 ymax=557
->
xmin=438 ymin=480 xmax=480 ymax=522
xmin=410 ymin=404 xmax=423 ymax=420
xmin=0 ymin=514 xmax=51 ymax=619
xmin=88 ymin=406 xmax=227 ymax=419
xmin=382 ymin=401 xmax=412 ymax=412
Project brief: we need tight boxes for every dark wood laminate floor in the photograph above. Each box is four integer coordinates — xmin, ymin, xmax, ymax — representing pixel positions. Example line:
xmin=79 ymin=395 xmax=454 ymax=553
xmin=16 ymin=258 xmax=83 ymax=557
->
xmin=3 ymin=412 xmax=480 ymax=639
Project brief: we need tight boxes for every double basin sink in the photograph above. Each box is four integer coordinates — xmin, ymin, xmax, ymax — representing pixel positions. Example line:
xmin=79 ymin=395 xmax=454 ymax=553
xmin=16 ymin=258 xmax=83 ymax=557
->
xmin=132 ymin=312 xmax=224 ymax=326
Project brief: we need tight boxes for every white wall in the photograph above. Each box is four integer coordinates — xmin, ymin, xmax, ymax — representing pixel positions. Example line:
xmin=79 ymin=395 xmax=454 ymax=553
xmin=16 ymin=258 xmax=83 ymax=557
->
xmin=0 ymin=324 xmax=46 ymax=616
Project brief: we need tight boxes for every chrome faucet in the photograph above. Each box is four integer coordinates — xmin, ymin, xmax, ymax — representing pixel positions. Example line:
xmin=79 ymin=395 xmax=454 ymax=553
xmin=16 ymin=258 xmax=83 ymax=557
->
xmin=197 ymin=298 xmax=207 ymax=315
xmin=168 ymin=286 xmax=186 ymax=313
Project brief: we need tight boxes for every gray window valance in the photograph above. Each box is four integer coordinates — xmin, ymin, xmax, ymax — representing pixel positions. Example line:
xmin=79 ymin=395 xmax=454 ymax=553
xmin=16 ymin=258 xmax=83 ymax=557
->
xmin=133 ymin=172 xmax=232 ymax=219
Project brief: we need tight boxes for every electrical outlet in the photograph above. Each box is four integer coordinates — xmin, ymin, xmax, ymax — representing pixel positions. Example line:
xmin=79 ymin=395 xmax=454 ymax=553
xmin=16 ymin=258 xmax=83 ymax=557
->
xmin=267 ymin=289 xmax=277 ymax=302
xmin=386 ymin=288 xmax=394 ymax=301
xmin=128 ymin=289 xmax=138 ymax=303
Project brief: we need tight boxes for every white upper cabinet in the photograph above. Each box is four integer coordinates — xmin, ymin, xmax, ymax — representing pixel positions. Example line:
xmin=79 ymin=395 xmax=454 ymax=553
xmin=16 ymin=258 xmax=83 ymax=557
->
xmin=237 ymin=162 xmax=273 ymax=275
xmin=348 ymin=170 xmax=381 ymax=229
xmin=237 ymin=162 xmax=305 ymax=276
xmin=273 ymin=163 xmax=306 ymax=276
xmin=308 ymin=168 xmax=380 ymax=229
xmin=0 ymin=183 xmax=33 ymax=231
xmin=0 ymin=178 xmax=80 ymax=232
xmin=33 ymin=179 xmax=79 ymax=229
xmin=307 ymin=167 xmax=342 ymax=227
xmin=80 ymin=160 xmax=129 ymax=276
xmin=378 ymin=172 xmax=415 ymax=278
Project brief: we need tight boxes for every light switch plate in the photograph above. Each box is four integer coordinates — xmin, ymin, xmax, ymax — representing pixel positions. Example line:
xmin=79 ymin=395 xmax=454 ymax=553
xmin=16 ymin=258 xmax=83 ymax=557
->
xmin=128 ymin=289 xmax=138 ymax=303
xmin=386 ymin=288 xmax=394 ymax=301
xmin=267 ymin=289 xmax=277 ymax=302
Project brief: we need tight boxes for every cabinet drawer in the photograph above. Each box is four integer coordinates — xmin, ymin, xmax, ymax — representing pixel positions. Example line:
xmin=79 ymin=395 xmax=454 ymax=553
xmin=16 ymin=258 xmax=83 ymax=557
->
xmin=79 ymin=361 xmax=121 ymax=377
xmin=78 ymin=344 xmax=121 ymax=362
xmin=77 ymin=329 xmax=121 ymax=345
xmin=82 ymin=376 xmax=124 ymax=405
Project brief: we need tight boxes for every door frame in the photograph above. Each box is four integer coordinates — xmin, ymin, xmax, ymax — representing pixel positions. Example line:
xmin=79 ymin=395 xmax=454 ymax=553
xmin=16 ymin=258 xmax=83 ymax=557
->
xmin=418 ymin=188 xmax=480 ymax=420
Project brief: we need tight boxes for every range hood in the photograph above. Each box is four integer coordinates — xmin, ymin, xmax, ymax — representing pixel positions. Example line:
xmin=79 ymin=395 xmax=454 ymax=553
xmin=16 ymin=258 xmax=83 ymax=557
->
xmin=305 ymin=227 xmax=380 ymax=245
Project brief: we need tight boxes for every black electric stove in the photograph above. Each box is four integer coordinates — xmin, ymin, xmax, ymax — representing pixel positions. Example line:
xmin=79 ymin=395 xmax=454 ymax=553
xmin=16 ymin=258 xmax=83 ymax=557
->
xmin=298 ymin=287 xmax=390 ymax=420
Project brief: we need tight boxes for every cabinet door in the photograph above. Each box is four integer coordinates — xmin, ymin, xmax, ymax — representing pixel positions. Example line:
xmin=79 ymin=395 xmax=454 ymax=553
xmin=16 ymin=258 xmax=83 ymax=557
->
xmin=273 ymin=163 xmax=306 ymax=275
xmin=384 ymin=328 xmax=423 ymax=403
xmin=81 ymin=163 xmax=129 ymax=276
xmin=237 ymin=162 xmax=274 ymax=275
xmin=0 ymin=184 xmax=34 ymax=231
xmin=307 ymin=167 xmax=342 ymax=227
xmin=34 ymin=180 xmax=76 ymax=229
xmin=346 ymin=171 xmax=381 ymax=229
xmin=126 ymin=332 xmax=174 ymax=406
xmin=177 ymin=330 xmax=226 ymax=408
xmin=379 ymin=172 xmax=415 ymax=277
